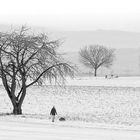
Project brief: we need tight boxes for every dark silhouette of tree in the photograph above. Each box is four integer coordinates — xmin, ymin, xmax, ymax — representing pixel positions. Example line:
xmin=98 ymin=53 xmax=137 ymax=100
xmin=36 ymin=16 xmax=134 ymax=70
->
xmin=0 ymin=26 xmax=74 ymax=114
xmin=79 ymin=45 xmax=115 ymax=76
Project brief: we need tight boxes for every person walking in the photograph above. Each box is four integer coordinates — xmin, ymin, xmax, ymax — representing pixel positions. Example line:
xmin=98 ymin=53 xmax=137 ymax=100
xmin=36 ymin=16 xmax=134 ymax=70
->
xmin=50 ymin=106 xmax=57 ymax=122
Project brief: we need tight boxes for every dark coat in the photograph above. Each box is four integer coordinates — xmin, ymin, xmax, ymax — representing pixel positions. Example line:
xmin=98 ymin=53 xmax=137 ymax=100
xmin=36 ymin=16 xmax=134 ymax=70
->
xmin=50 ymin=107 xmax=57 ymax=115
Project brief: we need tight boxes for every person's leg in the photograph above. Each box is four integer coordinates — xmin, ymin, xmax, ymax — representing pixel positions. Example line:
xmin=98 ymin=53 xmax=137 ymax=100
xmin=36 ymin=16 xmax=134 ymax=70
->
xmin=52 ymin=115 xmax=55 ymax=122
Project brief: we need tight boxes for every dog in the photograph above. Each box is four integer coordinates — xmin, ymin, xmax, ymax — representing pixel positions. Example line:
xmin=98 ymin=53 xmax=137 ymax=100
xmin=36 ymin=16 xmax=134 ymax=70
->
xmin=59 ymin=117 xmax=66 ymax=121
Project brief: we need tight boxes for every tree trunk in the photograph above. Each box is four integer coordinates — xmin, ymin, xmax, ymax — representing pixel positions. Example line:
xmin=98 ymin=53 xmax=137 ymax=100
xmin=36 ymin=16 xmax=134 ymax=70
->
xmin=13 ymin=104 xmax=22 ymax=115
xmin=12 ymin=74 xmax=27 ymax=115
xmin=94 ymin=68 xmax=97 ymax=77
xmin=12 ymin=88 xmax=26 ymax=115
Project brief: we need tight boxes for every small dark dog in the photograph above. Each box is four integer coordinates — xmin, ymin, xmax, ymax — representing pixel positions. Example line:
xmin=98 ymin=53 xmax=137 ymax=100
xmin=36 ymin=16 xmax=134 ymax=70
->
xmin=59 ymin=117 xmax=66 ymax=121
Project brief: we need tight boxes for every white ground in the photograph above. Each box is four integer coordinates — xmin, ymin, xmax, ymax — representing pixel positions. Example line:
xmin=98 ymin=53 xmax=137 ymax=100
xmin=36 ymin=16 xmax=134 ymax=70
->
xmin=0 ymin=117 xmax=140 ymax=140
xmin=65 ymin=76 xmax=140 ymax=87
xmin=0 ymin=76 xmax=140 ymax=139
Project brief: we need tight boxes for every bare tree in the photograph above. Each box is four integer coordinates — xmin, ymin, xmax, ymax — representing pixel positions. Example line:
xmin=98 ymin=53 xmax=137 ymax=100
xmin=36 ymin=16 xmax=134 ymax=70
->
xmin=0 ymin=26 xmax=74 ymax=115
xmin=79 ymin=45 xmax=115 ymax=76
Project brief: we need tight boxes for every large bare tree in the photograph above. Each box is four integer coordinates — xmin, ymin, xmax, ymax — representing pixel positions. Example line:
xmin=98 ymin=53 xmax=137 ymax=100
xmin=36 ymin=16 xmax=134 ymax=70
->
xmin=79 ymin=45 xmax=115 ymax=76
xmin=0 ymin=26 xmax=74 ymax=114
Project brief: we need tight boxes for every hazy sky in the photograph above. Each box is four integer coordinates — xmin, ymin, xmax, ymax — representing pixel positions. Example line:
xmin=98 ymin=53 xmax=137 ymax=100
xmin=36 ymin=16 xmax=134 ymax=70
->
xmin=0 ymin=0 xmax=140 ymax=31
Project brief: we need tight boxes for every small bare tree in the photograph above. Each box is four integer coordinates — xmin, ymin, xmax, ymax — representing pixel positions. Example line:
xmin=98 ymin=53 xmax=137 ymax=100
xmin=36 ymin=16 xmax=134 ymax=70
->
xmin=0 ymin=26 xmax=74 ymax=114
xmin=79 ymin=45 xmax=115 ymax=76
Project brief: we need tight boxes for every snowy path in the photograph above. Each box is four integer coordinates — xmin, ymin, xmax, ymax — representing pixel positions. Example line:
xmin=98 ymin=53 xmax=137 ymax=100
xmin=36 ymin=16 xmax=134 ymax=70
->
xmin=0 ymin=119 xmax=140 ymax=140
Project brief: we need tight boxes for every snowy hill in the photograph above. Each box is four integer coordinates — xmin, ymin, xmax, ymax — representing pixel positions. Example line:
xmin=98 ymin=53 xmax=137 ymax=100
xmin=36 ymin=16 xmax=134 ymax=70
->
xmin=0 ymin=25 xmax=140 ymax=76
xmin=62 ymin=48 xmax=140 ymax=76
xmin=50 ymin=30 xmax=140 ymax=76
xmin=52 ymin=30 xmax=140 ymax=52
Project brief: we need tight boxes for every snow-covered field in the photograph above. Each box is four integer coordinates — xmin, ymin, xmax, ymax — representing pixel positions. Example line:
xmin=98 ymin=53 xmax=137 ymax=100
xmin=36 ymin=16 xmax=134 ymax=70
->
xmin=0 ymin=76 xmax=140 ymax=139
xmin=65 ymin=76 xmax=140 ymax=87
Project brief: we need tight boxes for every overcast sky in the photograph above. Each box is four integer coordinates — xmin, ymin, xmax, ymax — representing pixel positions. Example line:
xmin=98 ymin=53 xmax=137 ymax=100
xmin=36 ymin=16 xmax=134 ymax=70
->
xmin=0 ymin=0 xmax=140 ymax=32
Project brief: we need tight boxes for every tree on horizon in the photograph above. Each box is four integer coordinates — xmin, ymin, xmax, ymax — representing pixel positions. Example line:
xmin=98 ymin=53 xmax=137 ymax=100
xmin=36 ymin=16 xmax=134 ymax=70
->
xmin=79 ymin=45 xmax=115 ymax=76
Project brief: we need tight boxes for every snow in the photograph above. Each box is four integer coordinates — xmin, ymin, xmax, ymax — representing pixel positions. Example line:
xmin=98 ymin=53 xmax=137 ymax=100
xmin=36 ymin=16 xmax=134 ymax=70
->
xmin=65 ymin=76 xmax=140 ymax=87
xmin=0 ymin=76 xmax=140 ymax=139
xmin=0 ymin=117 xmax=140 ymax=140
